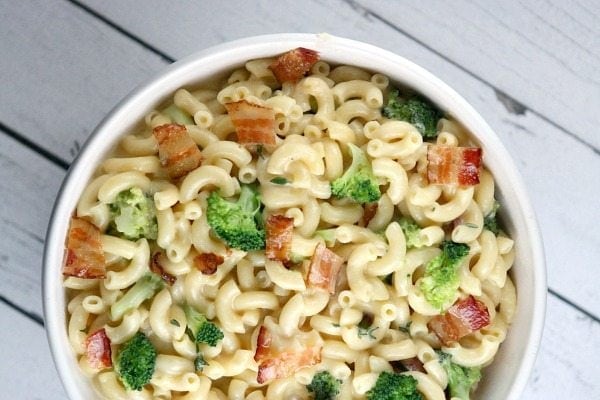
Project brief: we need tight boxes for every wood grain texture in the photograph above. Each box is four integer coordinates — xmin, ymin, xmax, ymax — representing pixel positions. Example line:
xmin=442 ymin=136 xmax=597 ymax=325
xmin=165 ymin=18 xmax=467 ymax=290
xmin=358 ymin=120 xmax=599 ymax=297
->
xmin=0 ymin=303 xmax=67 ymax=399
xmin=78 ymin=0 xmax=600 ymax=314
xmin=0 ymin=0 xmax=167 ymax=163
xmin=356 ymin=0 xmax=600 ymax=150
xmin=0 ymin=132 xmax=65 ymax=317
xmin=0 ymin=1 xmax=597 ymax=398
xmin=522 ymin=295 xmax=600 ymax=398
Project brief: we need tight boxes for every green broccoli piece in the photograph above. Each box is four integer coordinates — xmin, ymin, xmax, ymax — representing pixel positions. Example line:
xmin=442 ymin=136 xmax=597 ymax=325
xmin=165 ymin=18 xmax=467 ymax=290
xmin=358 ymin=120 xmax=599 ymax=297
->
xmin=116 ymin=332 xmax=157 ymax=391
xmin=163 ymin=104 xmax=194 ymax=125
xmin=419 ymin=241 xmax=470 ymax=311
xmin=184 ymin=304 xmax=224 ymax=347
xmin=206 ymin=184 xmax=265 ymax=251
xmin=110 ymin=273 xmax=165 ymax=321
xmin=438 ymin=352 xmax=482 ymax=400
xmin=108 ymin=187 xmax=158 ymax=240
xmin=314 ymin=229 xmax=337 ymax=247
xmin=306 ymin=370 xmax=342 ymax=400
xmin=399 ymin=218 xmax=425 ymax=249
xmin=331 ymin=143 xmax=381 ymax=204
xmin=366 ymin=371 xmax=423 ymax=400
xmin=383 ymin=89 xmax=442 ymax=139
xmin=483 ymin=201 xmax=500 ymax=235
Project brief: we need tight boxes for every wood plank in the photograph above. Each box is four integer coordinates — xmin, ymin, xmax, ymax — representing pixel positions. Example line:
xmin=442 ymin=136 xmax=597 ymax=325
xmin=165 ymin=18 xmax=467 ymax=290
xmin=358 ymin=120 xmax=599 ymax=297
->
xmin=77 ymin=0 xmax=600 ymax=314
xmin=0 ymin=131 xmax=65 ymax=317
xmin=355 ymin=0 xmax=600 ymax=150
xmin=0 ymin=0 xmax=167 ymax=163
xmin=522 ymin=294 xmax=600 ymax=399
xmin=0 ymin=303 xmax=67 ymax=398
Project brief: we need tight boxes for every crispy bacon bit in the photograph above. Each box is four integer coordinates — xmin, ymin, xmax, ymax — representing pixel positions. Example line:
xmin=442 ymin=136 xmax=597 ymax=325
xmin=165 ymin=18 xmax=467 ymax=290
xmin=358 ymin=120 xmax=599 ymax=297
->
xmin=254 ymin=326 xmax=321 ymax=384
xmin=257 ymin=346 xmax=322 ymax=384
xmin=150 ymin=252 xmax=176 ymax=285
xmin=307 ymin=243 xmax=344 ymax=294
xmin=428 ymin=296 xmax=490 ymax=346
xmin=265 ymin=215 xmax=294 ymax=263
xmin=86 ymin=329 xmax=112 ymax=369
xmin=194 ymin=253 xmax=225 ymax=275
xmin=225 ymin=100 xmax=276 ymax=146
xmin=269 ymin=47 xmax=320 ymax=83
xmin=391 ymin=358 xmax=426 ymax=373
xmin=427 ymin=145 xmax=482 ymax=186
xmin=254 ymin=325 xmax=272 ymax=363
xmin=63 ymin=217 xmax=106 ymax=279
xmin=153 ymin=123 xmax=202 ymax=179
xmin=360 ymin=202 xmax=379 ymax=227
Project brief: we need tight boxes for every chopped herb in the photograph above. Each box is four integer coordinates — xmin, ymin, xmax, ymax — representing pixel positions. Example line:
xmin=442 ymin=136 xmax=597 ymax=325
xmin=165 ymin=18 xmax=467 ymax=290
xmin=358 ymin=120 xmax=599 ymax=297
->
xmin=483 ymin=201 xmax=501 ymax=235
xmin=332 ymin=323 xmax=340 ymax=328
xmin=194 ymin=354 xmax=207 ymax=372
xmin=358 ymin=325 xmax=379 ymax=340
xmin=464 ymin=222 xmax=478 ymax=229
xmin=170 ymin=319 xmax=180 ymax=327
xmin=398 ymin=321 xmax=412 ymax=334
xmin=270 ymin=177 xmax=289 ymax=185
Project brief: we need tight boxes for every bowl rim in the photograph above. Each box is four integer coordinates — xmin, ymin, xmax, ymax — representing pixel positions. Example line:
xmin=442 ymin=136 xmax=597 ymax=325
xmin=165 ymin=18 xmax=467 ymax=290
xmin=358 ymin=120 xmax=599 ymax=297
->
xmin=43 ymin=33 xmax=546 ymax=400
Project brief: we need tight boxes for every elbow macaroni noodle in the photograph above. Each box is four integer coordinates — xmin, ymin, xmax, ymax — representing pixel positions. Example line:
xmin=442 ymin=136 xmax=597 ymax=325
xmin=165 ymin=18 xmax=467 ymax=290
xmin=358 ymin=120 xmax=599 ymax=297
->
xmin=64 ymin=54 xmax=516 ymax=399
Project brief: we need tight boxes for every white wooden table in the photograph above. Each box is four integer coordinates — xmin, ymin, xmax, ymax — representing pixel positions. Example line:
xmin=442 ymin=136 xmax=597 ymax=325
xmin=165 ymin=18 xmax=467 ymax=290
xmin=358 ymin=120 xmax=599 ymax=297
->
xmin=1 ymin=1 xmax=599 ymax=398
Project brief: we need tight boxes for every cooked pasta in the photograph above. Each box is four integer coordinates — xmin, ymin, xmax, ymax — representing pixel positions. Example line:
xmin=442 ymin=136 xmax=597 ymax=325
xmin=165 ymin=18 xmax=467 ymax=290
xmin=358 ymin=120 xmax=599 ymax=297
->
xmin=63 ymin=47 xmax=515 ymax=400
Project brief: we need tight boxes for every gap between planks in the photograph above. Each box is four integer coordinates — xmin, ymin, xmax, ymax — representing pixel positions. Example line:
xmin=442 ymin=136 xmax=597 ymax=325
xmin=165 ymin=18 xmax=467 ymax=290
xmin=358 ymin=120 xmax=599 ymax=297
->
xmin=342 ymin=0 xmax=600 ymax=156
xmin=3 ymin=0 xmax=600 ymax=326
xmin=66 ymin=0 xmax=600 ymax=157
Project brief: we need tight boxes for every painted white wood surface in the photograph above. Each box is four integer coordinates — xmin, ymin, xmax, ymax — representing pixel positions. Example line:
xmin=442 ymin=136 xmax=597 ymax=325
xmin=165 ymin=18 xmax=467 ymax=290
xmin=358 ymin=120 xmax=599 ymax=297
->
xmin=357 ymin=0 xmax=600 ymax=150
xmin=76 ymin=0 xmax=600 ymax=314
xmin=0 ymin=1 xmax=598 ymax=399
xmin=0 ymin=133 xmax=64 ymax=316
xmin=0 ymin=302 xmax=67 ymax=399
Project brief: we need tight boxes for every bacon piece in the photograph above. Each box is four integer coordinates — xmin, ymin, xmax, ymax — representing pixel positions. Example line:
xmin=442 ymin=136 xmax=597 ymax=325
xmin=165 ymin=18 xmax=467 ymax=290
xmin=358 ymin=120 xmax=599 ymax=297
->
xmin=428 ymin=296 xmax=490 ymax=346
xmin=269 ymin=48 xmax=320 ymax=83
xmin=63 ymin=217 xmax=106 ymax=279
xmin=225 ymin=100 xmax=276 ymax=146
xmin=86 ymin=329 xmax=112 ymax=369
xmin=254 ymin=325 xmax=272 ymax=363
xmin=307 ymin=243 xmax=344 ymax=294
xmin=153 ymin=123 xmax=202 ymax=179
xmin=194 ymin=253 xmax=225 ymax=275
xmin=265 ymin=215 xmax=294 ymax=263
xmin=150 ymin=252 xmax=176 ymax=285
xmin=360 ymin=202 xmax=379 ymax=227
xmin=427 ymin=145 xmax=482 ymax=186
xmin=391 ymin=358 xmax=426 ymax=373
xmin=254 ymin=326 xmax=322 ymax=384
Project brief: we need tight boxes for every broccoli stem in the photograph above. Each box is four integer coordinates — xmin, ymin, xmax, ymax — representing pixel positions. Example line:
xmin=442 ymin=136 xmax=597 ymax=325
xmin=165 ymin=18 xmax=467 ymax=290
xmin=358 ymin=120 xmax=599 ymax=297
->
xmin=110 ymin=273 xmax=164 ymax=321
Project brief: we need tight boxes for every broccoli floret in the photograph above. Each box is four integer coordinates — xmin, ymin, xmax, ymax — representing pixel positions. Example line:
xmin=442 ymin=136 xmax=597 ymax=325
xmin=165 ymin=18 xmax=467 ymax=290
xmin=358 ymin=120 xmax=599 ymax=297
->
xmin=163 ymin=104 xmax=194 ymax=125
xmin=206 ymin=184 xmax=265 ymax=251
xmin=438 ymin=352 xmax=482 ymax=400
xmin=110 ymin=273 xmax=164 ymax=320
xmin=306 ymin=370 xmax=342 ymax=400
xmin=108 ymin=187 xmax=158 ymax=240
xmin=399 ymin=218 xmax=425 ymax=249
xmin=419 ymin=241 xmax=470 ymax=311
xmin=331 ymin=143 xmax=381 ymax=204
xmin=366 ymin=371 xmax=423 ymax=400
xmin=383 ymin=89 xmax=442 ymax=139
xmin=314 ymin=229 xmax=337 ymax=247
xmin=184 ymin=304 xmax=224 ymax=347
xmin=483 ymin=201 xmax=500 ymax=235
xmin=116 ymin=332 xmax=157 ymax=391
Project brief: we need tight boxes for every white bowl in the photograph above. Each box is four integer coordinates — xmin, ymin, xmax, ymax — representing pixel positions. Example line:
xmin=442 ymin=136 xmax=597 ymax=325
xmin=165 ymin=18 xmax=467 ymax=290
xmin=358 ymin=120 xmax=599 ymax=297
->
xmin=43 ymin=33 xmax=546 ymax=399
